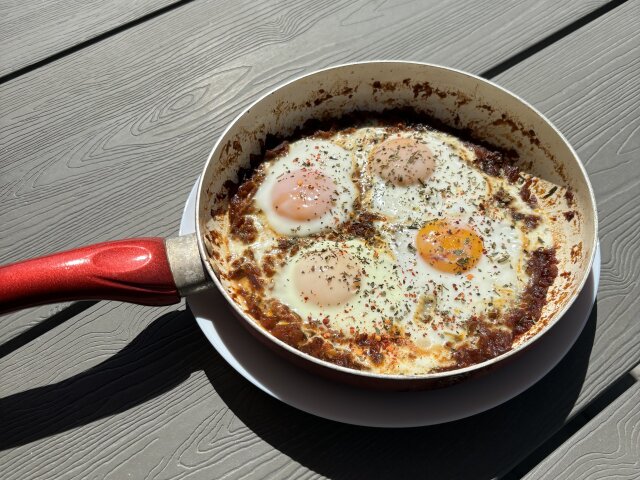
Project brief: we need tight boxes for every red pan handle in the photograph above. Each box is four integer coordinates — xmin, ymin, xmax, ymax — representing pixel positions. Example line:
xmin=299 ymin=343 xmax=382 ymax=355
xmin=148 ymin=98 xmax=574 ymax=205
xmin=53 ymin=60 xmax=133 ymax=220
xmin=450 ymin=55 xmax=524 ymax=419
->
xmin=0 ymin=238 xmax=181 ymax=315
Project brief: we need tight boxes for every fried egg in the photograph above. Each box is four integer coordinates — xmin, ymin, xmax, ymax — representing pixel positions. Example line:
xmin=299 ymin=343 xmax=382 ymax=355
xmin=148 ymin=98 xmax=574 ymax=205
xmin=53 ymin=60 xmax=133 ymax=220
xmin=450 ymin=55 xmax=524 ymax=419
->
xmin=338 ymin=128 xmax=487 ymax=225
xmin=388 ymin=215 xmax=523 ymax=344
xmin=253 ymin=139 xmax=357 ymax=236
xmin=270 ymin=239 xmax=405 ymax=334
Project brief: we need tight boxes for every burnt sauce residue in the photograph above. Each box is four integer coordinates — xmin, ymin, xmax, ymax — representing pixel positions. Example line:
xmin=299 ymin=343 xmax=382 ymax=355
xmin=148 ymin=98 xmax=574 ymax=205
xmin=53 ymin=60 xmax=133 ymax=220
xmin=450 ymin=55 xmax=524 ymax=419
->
xmin=221 ymin=109 xmax=559 ymax=373
xmin=228 ymin=179 xmax=260 ymax=243
xmin=448 ymin=248 xmax=558 ymax=370
xmin=245 ymin=294 xmax=367 ymax=371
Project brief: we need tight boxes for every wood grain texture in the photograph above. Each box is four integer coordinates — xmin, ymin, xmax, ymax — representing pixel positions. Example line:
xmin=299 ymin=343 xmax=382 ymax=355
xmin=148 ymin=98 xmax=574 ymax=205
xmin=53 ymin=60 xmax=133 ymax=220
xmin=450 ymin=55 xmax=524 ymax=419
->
xmin=0 ymin=297 xmax=600 ymax=480
xmin=494 ymin=0 xmax=640 ymax=415
xmin=523 ymin=382 xmax=640 ymax=480
xmin=0 ymin=303 xmax=73 ymax=346
xmin=1 ymin=0 xmax=639 ymax=479
xmin=0 ymin=303 xmax=330 ymax=479
xmin=0 ymin=0 xmax=611 ymax=343
xmin=0 ymin=0 xmax=179 ymax=77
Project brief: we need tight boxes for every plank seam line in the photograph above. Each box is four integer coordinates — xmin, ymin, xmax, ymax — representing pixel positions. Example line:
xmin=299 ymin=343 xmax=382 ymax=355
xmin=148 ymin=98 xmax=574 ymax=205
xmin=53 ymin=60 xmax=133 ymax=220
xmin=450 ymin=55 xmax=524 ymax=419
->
xmin=481 ymin=0 xmax=630 ymax=79
xmin=0 ymin=0 xmax=630 ymax=85
xmin=0 ymin=301 xmax=97 ymax=359
xmin=500 ymin=369 xmax=639 ymax=479
xmin=0 ymin=0 xmax=197 ymax=85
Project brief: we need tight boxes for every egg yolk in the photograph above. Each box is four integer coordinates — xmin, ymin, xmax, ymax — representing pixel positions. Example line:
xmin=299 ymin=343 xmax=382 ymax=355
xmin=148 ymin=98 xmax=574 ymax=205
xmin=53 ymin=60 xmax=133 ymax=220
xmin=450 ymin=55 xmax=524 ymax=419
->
xmin=416 ymin=220 xmax=483 ymax=274
xmin=271 ymin=169 xmax=336 ymax=221
xmin=294 ymin=249 xmax=361 ymax=307
xmin=371 ymin=137 xmax=436 ymax=186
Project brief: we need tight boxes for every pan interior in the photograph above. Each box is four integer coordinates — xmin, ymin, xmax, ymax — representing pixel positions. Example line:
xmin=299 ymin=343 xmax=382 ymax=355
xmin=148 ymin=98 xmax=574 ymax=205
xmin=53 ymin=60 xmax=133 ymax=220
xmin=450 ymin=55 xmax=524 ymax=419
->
xmin=197 ymin=62 xmax=596 ymax=378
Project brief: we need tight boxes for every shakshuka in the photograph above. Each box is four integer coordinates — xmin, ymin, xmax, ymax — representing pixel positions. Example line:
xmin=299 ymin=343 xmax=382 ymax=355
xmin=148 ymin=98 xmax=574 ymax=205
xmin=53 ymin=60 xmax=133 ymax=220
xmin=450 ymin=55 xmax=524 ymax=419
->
xmin=206 ymin=112 xmax=564 ymax=375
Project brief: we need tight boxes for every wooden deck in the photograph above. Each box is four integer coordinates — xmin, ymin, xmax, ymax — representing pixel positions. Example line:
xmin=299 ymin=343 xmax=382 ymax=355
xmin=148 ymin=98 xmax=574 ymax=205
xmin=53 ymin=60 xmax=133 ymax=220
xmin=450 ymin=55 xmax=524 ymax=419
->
xmin=1 ymin=1 xmax=639 ymax=478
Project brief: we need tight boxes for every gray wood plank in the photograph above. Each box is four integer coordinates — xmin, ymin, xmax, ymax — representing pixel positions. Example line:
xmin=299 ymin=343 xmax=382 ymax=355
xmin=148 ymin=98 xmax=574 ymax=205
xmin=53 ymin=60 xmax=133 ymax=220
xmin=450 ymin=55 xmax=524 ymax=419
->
xmin=0 ymin=0 xmax=612 ymax=344
xmin=0 ymin=302 xmax=329 ymax=479
xmin=0 ymin=0 xmax=179 ymax=77
xmin=493 ymin=1 xmax=640 ymax=414
xmin=0 ymin=304 xmax=69 ymax=345
xmin=1 ymin=1 xmax=639 ymax=479
xmin=523 ymin=382 xmax=640 ymax=480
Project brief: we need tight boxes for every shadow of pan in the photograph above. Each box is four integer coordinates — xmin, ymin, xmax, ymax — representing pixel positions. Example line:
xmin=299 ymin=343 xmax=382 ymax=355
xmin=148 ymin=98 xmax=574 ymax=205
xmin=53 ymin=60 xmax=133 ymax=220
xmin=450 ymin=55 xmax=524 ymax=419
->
xmin=206 ymin=304 xmax=598 ymax=479
xmin=0 ymin=298 xmax=596 ymax=480
xmin=0 ymin=308 xmax=214 ymax=450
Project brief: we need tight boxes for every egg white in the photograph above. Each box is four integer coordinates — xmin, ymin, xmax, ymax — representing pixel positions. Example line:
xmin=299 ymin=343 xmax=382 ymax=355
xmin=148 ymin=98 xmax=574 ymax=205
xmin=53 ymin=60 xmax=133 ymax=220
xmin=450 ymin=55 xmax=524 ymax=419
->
xmin=385 ymin=213 xmax=525 ymax=349
xmin=253 ymin=139 xmax=357 ymax=236
xmin=270 ymin=239 xmax=406 ymax=335
xmin=336 ymin=128 xmax=487 ymax=225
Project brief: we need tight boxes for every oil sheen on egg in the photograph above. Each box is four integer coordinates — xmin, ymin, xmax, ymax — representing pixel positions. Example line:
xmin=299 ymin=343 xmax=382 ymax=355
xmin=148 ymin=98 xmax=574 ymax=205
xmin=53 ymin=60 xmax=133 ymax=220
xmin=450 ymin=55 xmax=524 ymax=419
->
xmin=388 ymin=215 xmax=524 ymax=352
xmin=364 ymin=129 xmax=487 ymax=225
xmin=254 ymin=139 xmax=357 ymax=236
xmin=270 ymin=240 xmax=406 ymax=335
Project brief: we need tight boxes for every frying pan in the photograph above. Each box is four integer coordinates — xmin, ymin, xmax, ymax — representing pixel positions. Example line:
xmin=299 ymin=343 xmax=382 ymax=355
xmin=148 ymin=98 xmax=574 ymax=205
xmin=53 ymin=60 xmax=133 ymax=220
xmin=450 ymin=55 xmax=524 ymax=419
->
xmin=0 ymin=62 xmax=597 ymax=389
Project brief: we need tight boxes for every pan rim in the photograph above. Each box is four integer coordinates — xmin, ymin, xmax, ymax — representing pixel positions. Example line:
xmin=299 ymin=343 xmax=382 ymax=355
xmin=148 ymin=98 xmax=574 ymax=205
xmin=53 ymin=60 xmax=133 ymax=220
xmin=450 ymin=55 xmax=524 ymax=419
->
xmin=195 ymin=60 xmax=599 ymax=383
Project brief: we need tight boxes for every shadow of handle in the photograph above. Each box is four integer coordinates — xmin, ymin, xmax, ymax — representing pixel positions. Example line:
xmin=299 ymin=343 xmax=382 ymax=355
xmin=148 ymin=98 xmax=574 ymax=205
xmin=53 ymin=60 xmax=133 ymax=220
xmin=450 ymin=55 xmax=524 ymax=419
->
xmin=0 ymin=309 xmax=209 ymax=450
